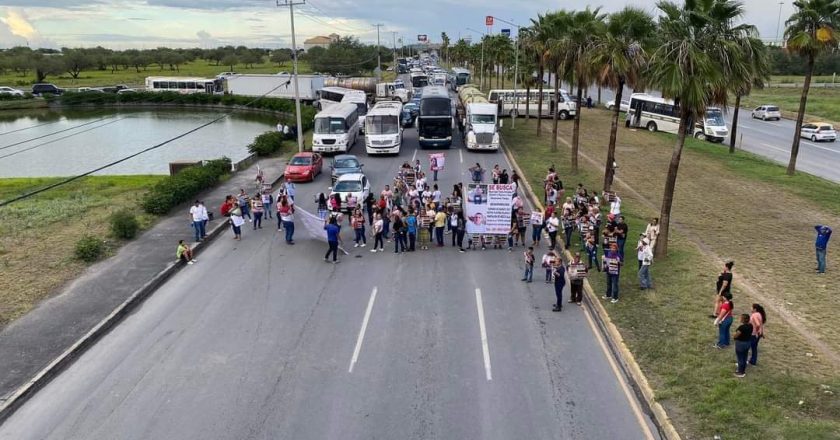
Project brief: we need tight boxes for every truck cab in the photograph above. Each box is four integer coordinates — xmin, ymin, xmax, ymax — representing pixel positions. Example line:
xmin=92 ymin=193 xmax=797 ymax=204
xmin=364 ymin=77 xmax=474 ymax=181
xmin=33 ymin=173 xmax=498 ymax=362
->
xmin=376 ymin=81 xmax=410 ymax=103
xmin=464 ymin=103 xmax=500 ymax=151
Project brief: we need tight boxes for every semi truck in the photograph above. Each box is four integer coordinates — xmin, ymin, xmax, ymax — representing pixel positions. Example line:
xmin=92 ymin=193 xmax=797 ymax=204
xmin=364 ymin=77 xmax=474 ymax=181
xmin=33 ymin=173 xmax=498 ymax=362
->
xmin=324 ymin=77 xmax=410 ymax=103
xmin=223 ymin=74 xmax=324 ymax=104
xmin=458 ymin=85 xmax=499 ymax=151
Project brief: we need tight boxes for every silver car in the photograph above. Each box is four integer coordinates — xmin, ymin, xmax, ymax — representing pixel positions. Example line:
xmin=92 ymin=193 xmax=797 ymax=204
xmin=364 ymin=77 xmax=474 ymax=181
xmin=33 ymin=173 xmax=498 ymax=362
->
xmin=751 ymin=105 xmax=781 ymax=121
xmin=800 ymin=122 xmax=836 ymax=142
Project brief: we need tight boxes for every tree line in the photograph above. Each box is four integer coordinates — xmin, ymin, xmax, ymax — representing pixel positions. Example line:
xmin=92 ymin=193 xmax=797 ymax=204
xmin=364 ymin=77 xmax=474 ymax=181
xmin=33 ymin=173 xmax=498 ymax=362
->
xmin=446 ymin=0 xmax=838 ymax=257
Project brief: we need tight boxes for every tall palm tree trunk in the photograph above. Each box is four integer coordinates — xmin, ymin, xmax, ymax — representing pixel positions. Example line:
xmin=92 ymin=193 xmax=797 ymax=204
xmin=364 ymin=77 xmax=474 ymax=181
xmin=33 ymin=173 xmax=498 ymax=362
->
xmin=656 ymin=115 xmax=688 ymax=257
xmin=603 ymin=79 xmax=625 ymax=191
xmin=787 ymin=54 xmax=814 ymax=175
xmin=571 ymin=84 xmax=583 ymax=174
xmin=551 ymin=69 xmax=561 ymax=151
xmin=537 ymin=63 xmax=545 ymax=134
xmin=729 ymin=94 xmax=741 ymax=153
xmin=525 ymin=82 xmax=531 ymax=122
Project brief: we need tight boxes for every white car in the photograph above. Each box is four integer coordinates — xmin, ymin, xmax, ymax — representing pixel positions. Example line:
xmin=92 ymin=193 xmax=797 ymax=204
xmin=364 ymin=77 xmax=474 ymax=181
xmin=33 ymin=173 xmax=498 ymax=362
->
xmin=606 ymin=99 xmax=629 ymax=112
xmin=0 ymin=86 xmax=24 ymax=96
xmin=800 ymin=122 xmax=836 ymax=142
xmin=328 ymin=173 xmax=370 ymax=213
xmin=751 ymin=105 xmax=781 ymax=121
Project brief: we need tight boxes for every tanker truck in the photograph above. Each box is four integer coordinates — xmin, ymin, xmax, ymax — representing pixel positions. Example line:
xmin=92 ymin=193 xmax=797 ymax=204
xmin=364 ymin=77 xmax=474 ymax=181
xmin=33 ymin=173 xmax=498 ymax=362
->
xmin=458 ymin=85 xmax=499 ymax=151
xmin=324 ymin=77 xmax=410 ymax=103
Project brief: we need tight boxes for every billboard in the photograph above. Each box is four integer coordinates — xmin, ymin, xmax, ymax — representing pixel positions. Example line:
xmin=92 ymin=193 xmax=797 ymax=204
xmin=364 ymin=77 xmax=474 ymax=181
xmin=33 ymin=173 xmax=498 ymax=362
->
xmin=501 ymin=29 xmax=510 ymax=37
xmin=417 ymin=34 xmax=428 ymax=42
xmin=485 ymin=16 xmax=494 ymax=26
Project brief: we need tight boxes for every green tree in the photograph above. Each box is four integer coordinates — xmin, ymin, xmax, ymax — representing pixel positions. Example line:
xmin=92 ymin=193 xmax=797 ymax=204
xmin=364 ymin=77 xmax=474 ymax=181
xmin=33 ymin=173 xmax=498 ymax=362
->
xmin=221 ymin=54 xmax=239 ymax=72
xmin=783 ymin=0 xmax=840 ymax=175
xmin=591 ymin=7 xmax=657 ymax=191
xmin=544 ymin=10 xmax=573 ymax=152
xmin=728 ymin=36 xmax=770 ymax=153
xmin=648 ymin=0 xmax=749 ymax=256
xmin=440 ymin=32 xmax=450 ymax=65
xmin=62 ymin=48 xmax=93 ymax=79
xmin=32 ymin=53 xmax=64 ymax=83
xmin=527 ymin=14 xmax=552 ymax=135
xmin=270 ymin=49 xmax=292 ymax=68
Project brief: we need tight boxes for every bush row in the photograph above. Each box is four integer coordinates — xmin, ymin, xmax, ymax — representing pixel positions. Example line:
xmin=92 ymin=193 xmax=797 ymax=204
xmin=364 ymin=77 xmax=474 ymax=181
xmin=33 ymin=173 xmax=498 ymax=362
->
xmin=141 ymin=157 xmax=231 ymax=215
xmin=57 ymin=91 xmax=316 ymax=128
xmin=0 ymin=93 xmax=34 ymax=101
xmin=248 ymin=131 xmax=289 ymax=156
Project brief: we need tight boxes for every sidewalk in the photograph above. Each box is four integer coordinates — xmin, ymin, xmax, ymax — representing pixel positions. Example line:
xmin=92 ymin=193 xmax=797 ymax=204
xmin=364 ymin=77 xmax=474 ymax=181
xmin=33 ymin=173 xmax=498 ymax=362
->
xmin=0 ymin=157 xmax=285 ymax=403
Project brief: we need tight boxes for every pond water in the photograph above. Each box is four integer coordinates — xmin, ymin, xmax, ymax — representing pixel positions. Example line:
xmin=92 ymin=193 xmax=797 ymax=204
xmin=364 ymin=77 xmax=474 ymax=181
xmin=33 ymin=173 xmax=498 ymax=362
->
xmin=0 ymin=109 xmax=277 ymax=177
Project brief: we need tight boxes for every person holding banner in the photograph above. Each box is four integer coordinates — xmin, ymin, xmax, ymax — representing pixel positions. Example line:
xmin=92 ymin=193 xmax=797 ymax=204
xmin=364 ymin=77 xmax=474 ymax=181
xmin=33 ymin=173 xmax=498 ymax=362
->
xmin=522 ymin=247 xmax=535 ymax=283
xmin=530 ymin=208 xmax=544 ymax=247
xmin=323 ymin=216 xmax=342 ymax=264
xmin=546 ymin=211 xmax=560 ymax=250
xmin=569 ymin=252 xmax=588 ymax=305
xmin=603 ymin=243 xmax=622 ymax=303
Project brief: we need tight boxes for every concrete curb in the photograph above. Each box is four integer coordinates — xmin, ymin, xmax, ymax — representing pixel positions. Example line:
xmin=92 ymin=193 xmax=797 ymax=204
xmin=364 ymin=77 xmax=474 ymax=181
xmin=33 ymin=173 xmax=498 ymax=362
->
xmin=0 ymin=170 xmax=284 ymax=424
xmin=500 ymin=135 xmax=682 ymax=440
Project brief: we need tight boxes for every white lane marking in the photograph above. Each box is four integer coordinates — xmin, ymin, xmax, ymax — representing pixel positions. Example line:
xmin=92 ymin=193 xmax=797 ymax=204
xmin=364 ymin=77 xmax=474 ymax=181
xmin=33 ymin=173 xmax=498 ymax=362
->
xmin=412 ymin=148 xmax=417 ymax=162
xmin=802 ymin=140 xmax=840 ymax=154
xmin=760 ymin=142 xmax=790 ymax=154
xmin=474 ymin=288 xmax=493 ymax=381
xmin=581 ymin=304 xmax=656 ymax=440
xmin=459 ymin=148 xmax=464 ymax=164
xmin=349 ymin=286 xmax=378 ymax=373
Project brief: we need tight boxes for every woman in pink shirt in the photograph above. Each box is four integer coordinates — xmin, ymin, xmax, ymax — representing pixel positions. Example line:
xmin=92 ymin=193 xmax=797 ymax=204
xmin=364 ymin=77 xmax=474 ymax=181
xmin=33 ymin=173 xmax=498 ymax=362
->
xmin=749 ymin=304 xmax=766 ymax=366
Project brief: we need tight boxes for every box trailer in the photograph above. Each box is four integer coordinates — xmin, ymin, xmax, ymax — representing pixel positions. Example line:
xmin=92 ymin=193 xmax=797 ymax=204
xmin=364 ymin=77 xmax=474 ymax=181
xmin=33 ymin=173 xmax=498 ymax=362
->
xmin=223 ymin=74 xmax=325 ymax=103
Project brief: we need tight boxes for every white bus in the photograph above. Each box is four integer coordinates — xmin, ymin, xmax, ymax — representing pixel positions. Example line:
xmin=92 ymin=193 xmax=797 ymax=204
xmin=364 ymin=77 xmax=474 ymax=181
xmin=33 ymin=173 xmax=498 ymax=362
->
xmin=625 ymin=93 xmax=729 ymax=143
xmin=145 ymin=77 xmax=218 ymax=94
xmin=318 ymin=86 xmax=369 ymax=133
xmin=487 ymin=89 xmax=576 ymax=120
xmin=312 ymin=103 xmax=360 ymax=154
xmin=365 ymin=101 xmax=403 ymax=155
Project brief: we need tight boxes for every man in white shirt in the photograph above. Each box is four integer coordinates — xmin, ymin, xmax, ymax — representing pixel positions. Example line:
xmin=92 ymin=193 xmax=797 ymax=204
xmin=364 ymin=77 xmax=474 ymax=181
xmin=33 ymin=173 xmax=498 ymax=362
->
xmin=546 ymin=211 xmax=561 ymax=250
xmin=284 ymin=180 xmax=296 ymax=201
xmin=638 ymin=238 xmax=654 ymax=290
xmin=610 ymin=194 xmax=622 ymax=217
xmin=189 ymin=200 xmax=207 ymax=242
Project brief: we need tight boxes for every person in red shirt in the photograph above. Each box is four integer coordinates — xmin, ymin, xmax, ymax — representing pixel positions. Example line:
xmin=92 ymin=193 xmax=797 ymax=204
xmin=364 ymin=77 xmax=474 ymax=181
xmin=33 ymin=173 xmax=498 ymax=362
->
xmin=714 ymin=292 xmax=734 ymax=348
xmin=220 ymin=195 xmax=234 ymax=217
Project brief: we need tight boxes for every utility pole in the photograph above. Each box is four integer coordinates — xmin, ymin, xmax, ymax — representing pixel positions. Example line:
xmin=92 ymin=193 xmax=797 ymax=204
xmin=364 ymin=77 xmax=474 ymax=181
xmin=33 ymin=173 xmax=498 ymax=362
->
xmin=277 ymin=0 xmax=305 ymax=153
xmin=776 ymin=2 xmax=784 ymax=47
xmin=392 ymin=31 xmax=397 ymax=68
xmin=374 ymin=24 xmax=383 ymax=81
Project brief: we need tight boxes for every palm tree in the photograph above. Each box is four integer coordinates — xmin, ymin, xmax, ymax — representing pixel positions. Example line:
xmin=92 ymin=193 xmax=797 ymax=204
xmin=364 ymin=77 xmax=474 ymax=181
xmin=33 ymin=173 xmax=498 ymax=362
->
xmin=440 ymin=32 xmax=450 ymax=66
xmin=591 ymin=7 xmax=656 ymax=191
xmin=544 ymin=11 xmax=573 ymax=151
xmin=529 ymin=14 xmax=551 ymax=135
xmin=783 ymin=0 xmax=840 ymax=174
xmin=728 ymin=36 xmax=770 ymax=153
xmin=648 ymin=0 xmax=748 ymax=256
xmin=566 ymin=7 xmax=607 ymax=174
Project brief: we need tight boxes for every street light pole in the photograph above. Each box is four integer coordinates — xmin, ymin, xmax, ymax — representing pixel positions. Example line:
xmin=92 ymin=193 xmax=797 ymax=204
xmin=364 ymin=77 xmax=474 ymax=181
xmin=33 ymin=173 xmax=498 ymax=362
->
xmin=776 ymin=2 xmax=785 ymax=47
xmin=489 ymin=16 xmax=521 ymax=128
xmin=277 ymin=0 xmax=306 ymax=153
xmin=374 ymin=24 xmax=383 ymax=81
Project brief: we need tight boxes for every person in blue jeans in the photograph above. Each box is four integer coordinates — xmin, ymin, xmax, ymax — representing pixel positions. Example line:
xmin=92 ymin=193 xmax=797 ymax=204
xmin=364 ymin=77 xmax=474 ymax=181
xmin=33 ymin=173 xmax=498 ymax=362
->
xmin=733 ymin=314 xmax=753 ymax=378
xmin=815 ymin=224 xmax=832 ymax=273
xmin=714 ymin=293 xmax=734 ymax=348
xmin=602 ymin=243 xmax=622 ymax=303
xmin=323 ymin=216 xmax=341 ymax=263
xmin=522 ymin=247 xmax=535 ymax=283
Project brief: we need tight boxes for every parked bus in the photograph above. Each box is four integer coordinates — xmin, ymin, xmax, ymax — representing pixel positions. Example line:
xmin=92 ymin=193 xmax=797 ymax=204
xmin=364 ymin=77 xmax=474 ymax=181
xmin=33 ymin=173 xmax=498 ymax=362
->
xmin=318 ymin=86 xmax=369 ymax=133
xmin=625 ymin=93 xmax=729 ymax=143
xmin=487 ymin=89 xmax=576 ymax=120
xmin=365 ymin=101 xmax=403 ymax=155
xmin=449 ymin=68 xmax=471 ymax=91
xmin=418 ymin=85 xmax=453 ymax=149
xmin=312 ymin=103 xmax=360 ymax=154
xmin=145 ymin=77 xmax=218 ymax=94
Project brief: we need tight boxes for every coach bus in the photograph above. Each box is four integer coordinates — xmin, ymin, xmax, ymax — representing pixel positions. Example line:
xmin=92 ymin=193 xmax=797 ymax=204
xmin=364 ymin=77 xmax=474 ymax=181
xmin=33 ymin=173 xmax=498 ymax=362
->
xmin=487 ymin=88 xmax=576 ymax=120
xmin=418 ymin=85 xmax=453 ymax=149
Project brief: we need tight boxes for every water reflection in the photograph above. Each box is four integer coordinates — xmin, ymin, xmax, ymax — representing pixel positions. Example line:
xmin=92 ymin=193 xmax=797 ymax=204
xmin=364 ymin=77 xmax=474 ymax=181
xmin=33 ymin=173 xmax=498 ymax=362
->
xmin=0 ymin=109 xmax=275 ymax=177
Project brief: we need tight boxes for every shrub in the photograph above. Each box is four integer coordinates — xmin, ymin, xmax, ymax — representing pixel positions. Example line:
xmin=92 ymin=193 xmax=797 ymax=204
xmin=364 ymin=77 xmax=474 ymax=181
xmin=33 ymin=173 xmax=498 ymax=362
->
xmin=75 ymin=236 xmax=105 ymax=262
xmin=248 ymin=131 xmax=287 ymax=156
xmin=110 ymin=209 xmax=139 ymax=239
xmin=141 ymin=157 xmax=231 ymax=215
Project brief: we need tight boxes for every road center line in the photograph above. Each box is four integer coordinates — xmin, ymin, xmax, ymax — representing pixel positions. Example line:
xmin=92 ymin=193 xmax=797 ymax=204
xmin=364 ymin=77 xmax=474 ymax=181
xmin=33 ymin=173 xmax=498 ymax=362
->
xmin=459 ymin=148 xmax=464 ymax=164
xmin=411 ymin=148 xmax=417 ymax=162
xmin=474 ymin=288 xmax=492 ymax=381
xmin=760 ymin=142 xmax=790 ymax=154
xmin=348 ymin=286 xmax=378 ymax=373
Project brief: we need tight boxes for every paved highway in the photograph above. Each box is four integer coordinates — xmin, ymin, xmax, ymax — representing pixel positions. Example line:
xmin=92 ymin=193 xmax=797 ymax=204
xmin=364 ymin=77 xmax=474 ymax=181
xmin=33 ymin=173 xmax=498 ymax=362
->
xmin=546 ymin=76 xmax=840 ymax=182
xmin=0 ymin=90 xmax=658 ymax=439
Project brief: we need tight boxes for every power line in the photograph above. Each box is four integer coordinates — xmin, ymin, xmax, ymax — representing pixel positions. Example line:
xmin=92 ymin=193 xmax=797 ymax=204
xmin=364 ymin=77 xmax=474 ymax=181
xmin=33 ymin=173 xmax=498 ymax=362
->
xmin=0 ymin=117 xmax=126 ymax=161
xmin=304 ymin=0 xmax=371 ymax=33
xmin=0 ymin=116 xmax=114 ymax=152
xmin=0 ymin=80 xmax=294 ymax=207
xmin=0 ymin=119 xmax=64 ymax=137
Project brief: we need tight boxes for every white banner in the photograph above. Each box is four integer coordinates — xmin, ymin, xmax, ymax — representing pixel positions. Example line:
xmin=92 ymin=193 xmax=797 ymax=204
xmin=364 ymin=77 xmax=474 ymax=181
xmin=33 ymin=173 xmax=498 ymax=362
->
xmin=464 ymin=183 xmax=514 ymax=235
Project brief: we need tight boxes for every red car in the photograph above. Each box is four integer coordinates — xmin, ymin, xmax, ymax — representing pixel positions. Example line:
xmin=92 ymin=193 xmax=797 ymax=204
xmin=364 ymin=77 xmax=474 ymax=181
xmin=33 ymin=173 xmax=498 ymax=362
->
xmin=284 ymin=152 xmax=323 ymax=182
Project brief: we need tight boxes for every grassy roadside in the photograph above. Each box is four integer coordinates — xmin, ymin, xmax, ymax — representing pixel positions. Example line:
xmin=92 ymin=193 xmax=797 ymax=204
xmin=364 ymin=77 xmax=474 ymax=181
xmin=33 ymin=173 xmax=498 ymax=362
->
xmin=0 ymin=60 xmax=314 ymax=89
xmin=502 ymin=115 xmax=840 ymax=439
xmin=738 ymin=87 xmax=840 ymax=126
xmin=0 ymin=176 xmax=164 ymax=327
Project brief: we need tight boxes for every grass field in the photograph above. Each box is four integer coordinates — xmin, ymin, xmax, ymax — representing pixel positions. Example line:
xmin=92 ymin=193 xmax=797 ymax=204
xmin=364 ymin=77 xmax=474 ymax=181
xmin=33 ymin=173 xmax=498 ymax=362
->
xmin=503 ymin=111 xmax=840 ymax=439
xmin=739 ymin=86 xmax=840 ymax=126
xmin=0 ymin=59 xmax=314 ymax=89
xmin=770 ymin=75 xmax=838 ymax=84
xmin=0 ymin=176 xmax=163 ymax=327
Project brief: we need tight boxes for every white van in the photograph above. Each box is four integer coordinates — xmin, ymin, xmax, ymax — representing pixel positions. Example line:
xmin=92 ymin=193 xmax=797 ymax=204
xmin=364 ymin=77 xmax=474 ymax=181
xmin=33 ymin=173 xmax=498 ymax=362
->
xmin=365 ymin=101 xmax=403 ymax=155
xmin=312 ymin=103 xmax=360 ymax=154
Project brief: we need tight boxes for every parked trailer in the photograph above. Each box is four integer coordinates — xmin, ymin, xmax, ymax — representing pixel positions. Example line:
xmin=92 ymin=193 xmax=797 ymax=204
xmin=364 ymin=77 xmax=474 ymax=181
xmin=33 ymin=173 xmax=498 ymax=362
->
xmin=325 ymin=77 xmax=409 ymax=102
xmin=223 ymin=74 xmax=324 ymax=103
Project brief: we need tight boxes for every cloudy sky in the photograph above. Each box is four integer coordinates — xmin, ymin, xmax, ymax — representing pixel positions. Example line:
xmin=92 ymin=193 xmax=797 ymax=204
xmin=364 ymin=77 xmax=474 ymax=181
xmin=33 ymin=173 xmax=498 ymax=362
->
xmin=0 ymin=0 xmax=791 ymax=49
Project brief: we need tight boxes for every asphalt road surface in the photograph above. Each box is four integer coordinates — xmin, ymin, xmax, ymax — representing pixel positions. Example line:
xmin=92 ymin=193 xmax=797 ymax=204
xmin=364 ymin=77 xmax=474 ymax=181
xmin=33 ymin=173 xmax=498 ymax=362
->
xmin=0 ymin=90 xmax=659 ymax=439
xmin=544 ymin=75 xmax=840 ymax=182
